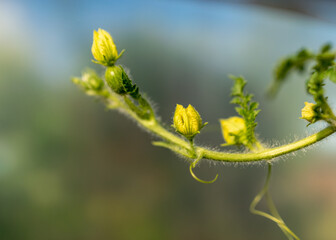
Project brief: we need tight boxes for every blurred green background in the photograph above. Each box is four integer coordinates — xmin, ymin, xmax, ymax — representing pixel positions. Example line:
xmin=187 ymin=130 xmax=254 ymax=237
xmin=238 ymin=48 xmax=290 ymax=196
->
xmin=1 ymin=0 xmax=336 ymax=239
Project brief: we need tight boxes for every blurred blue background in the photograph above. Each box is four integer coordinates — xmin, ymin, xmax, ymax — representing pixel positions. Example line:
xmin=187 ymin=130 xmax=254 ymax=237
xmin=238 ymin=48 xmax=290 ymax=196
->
xmin=1 ymin=0 xmax=336 ymax=239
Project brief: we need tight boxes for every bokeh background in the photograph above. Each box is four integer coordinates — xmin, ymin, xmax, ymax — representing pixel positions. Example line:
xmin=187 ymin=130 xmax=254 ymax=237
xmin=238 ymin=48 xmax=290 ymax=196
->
xmin=1 ymin=0 xmax=336 ymax=239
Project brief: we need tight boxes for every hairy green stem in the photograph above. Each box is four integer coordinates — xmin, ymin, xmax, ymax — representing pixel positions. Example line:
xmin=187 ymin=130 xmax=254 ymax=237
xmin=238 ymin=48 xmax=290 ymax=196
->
xmin=201 ymin=126 xmax=335 ymax=162
xmin=109 ymin=96 xmax=336 ymax=163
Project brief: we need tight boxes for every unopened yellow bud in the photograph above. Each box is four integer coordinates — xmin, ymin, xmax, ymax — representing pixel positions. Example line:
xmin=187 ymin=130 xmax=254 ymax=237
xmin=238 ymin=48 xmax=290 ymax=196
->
xmin=220 ymin=117 xmax=246 ymax=145
xmin=301 ymin=102 xmax=317 ymax=123
xmin=173 ymin=104 xmax=206 ymax=140
xmin=91 ymin=28 xmax=124 ymax=66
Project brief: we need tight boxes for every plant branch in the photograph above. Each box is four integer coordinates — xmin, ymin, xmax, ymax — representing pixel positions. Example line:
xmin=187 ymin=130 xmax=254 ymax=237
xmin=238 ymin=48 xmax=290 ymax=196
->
xmin=106 ymin=96 xmax=336 ymax=163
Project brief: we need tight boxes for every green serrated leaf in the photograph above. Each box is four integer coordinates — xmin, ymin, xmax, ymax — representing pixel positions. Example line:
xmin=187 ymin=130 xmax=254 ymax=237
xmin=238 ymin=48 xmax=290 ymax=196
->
xmin=254 ymin=109 xmax=261 ymax=116
xmin=230 ymin=97 xmax=241 ymax=104
xmin=230 ymin=75 xmax=246 ymax=96
xmin=229 ymin=75 xmax=260 ymax=148
xmin=249 ymin=102 xmax=259 ymax=111
xmin=268 ymin=47 xmax=314 ymax=96
xmin=235 ymin=107 xmax=244 ymax=116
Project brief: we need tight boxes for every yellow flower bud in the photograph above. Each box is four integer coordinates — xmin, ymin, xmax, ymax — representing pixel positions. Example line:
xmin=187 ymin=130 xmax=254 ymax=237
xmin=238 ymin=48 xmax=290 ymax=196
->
xmin=173 ymin=104 xmax=206 ymax=140
xmin=220 ymin=117 xmax=246 ymax=145
xmin=91 ymin=28 xmax=124 ymax=66
xmin=301 ymin=102 xmax=317 ymax=123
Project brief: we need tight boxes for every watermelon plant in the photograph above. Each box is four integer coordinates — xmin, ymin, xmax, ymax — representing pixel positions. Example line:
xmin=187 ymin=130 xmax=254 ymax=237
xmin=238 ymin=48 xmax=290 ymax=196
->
xmin=73 ymin=29 xmax=336 ymax=240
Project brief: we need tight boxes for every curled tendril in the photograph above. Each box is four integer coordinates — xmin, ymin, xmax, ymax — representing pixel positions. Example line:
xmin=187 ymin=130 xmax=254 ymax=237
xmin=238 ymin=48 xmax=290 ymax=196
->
xmin=189 ymin=154 xmax=218 ymax=184
xmin=250 ymin=162 xmax=300 ymax=240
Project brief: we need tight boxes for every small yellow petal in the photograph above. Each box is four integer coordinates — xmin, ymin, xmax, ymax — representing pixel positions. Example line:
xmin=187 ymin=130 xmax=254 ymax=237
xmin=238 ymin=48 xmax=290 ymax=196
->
xmin=220 ymin=117 xmax=246 ymax=145
xmin=301 ymin=102 xmax=316 ymax=123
